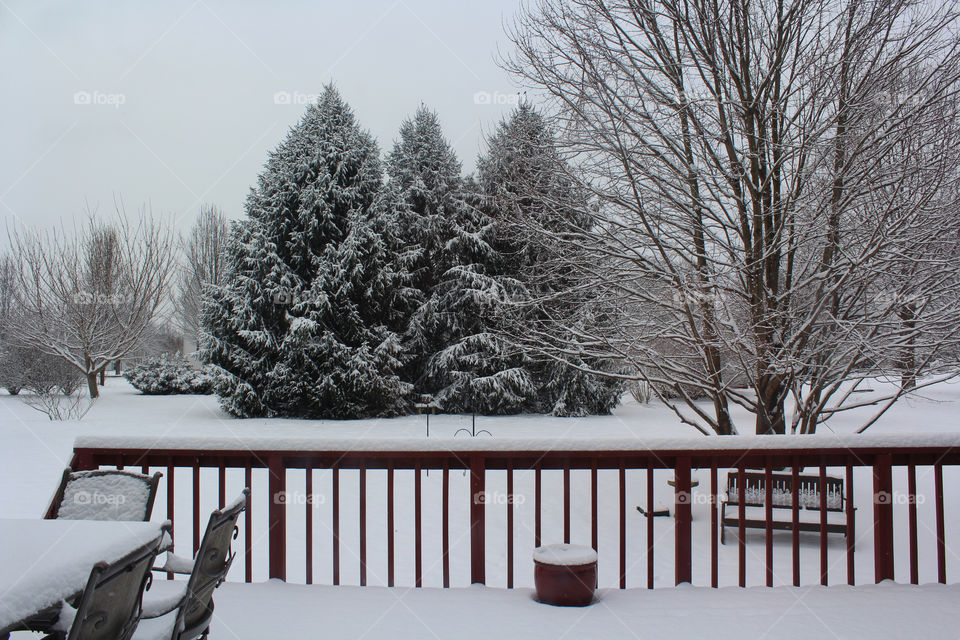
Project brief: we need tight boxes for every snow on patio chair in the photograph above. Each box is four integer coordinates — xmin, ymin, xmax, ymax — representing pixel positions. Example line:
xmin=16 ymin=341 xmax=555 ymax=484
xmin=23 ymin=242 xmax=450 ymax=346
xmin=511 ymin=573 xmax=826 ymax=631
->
xmin=46 ymin=467 xmax=163 ymax=522
xmin=133 ymin=489 xmax=249 ymax=640
xmin=42 ymin=527 xmax=169 ymax=640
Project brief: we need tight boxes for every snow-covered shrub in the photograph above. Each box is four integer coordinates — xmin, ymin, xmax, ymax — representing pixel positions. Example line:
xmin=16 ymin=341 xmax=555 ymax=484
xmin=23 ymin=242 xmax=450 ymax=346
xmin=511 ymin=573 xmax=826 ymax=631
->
xmin=0 ymin=343 xmax=29 ymax=394
xmin=628 ymin=380 xmax=652 ymax=405
xmin=22 ymin=389 xmax=93 ymax=421
xmin=26 ymin=350 xmax=85 ymax=396
xmin=125 ymin=354 xmax=213 ymax=395
xmin=2 ymin=345 xmax=85 ymax=396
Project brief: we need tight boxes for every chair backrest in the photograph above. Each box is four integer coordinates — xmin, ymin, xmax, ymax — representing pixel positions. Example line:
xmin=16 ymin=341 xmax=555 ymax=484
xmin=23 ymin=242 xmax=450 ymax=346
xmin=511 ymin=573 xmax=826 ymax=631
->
xmin=176 ymin=489 xmax=249 ymax=636
xmin=66 ymin=528 xmax=167 ymax=640
xmin=48 ymin=468 xmax=162 ymax=521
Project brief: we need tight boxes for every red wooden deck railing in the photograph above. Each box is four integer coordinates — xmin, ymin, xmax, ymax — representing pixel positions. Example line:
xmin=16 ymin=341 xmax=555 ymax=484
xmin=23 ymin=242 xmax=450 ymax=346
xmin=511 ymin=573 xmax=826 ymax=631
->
xmin=67 ymin=438 xmax=960 ymax=589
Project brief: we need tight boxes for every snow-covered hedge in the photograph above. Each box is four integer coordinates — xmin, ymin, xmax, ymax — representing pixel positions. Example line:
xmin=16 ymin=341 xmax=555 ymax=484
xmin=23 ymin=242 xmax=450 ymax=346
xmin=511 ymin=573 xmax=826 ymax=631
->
xmin=124 ymin=354 xmax=213 ymax=395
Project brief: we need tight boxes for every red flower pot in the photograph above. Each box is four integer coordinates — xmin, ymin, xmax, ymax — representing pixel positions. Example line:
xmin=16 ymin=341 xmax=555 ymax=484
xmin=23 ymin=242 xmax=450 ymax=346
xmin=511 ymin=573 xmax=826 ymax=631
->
xmin=533 ymin=544 xmax=597 ymax=607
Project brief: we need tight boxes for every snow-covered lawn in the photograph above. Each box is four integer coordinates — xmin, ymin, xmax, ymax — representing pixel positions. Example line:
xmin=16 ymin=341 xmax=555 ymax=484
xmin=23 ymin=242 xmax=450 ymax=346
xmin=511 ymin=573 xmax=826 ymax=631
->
xmin=206 ymin=580 xmax=960 ymax=640
xmin=3 ymin=376 xmax=960 ymax=638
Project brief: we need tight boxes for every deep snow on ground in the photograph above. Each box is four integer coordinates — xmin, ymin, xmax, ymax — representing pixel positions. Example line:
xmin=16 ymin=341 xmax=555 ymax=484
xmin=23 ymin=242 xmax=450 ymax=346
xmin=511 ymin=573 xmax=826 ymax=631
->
xmin=4 ymin=374 xmax=960 ymax=518
xmin=202 ymin=580 xmax=960 ymax=640
xmin=3 ymin=376 xmax=960 ymax=637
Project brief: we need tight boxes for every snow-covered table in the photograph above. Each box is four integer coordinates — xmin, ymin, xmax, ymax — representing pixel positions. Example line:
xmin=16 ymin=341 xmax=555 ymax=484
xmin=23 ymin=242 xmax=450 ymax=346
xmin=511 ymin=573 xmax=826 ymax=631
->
xmin=0 ymin=518 xmax=167 ymax=634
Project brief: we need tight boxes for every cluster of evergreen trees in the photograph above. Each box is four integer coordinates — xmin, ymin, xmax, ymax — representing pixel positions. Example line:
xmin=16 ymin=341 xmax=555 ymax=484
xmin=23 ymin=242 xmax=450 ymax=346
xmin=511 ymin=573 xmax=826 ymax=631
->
xmin=200 ymin=85 xmax=623 ymax=419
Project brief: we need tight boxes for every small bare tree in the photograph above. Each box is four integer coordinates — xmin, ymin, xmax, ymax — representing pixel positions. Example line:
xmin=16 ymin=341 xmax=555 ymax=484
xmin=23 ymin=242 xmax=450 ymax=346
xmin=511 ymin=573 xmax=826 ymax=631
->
xmin=176 ymin=204 xmax=229 ymax=351
xmin=504 ymin=0 xmax=960 ymax=434
xmin=0 ymin=255 xmax=24 ymax=394
xmin=7 ymin=205 xmax=176 ymax=398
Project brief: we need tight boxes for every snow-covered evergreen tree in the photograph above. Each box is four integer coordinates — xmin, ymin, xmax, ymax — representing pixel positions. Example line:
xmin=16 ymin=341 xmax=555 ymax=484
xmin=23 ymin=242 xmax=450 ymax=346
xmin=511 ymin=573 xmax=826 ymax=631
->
xmin=383 ymin=107 xmax=468 ymax=391
xmin=200 ymin=86 xmax=409 ymax=418
xmin=436 ymin=103 xmax=623 ymax=415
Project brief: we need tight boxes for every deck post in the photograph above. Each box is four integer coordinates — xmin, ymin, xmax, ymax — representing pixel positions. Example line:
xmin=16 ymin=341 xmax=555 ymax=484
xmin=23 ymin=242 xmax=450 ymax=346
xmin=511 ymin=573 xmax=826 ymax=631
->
xmin=873 ymin=453 xmax=894 ymax=582
xmin=675 ymin=456 xmax=692 ymax=585
xmin=268 ymin=454 xmax=286 ymax=581
xmin=470 ymin=455 xmax=486 ymax=585
xmin=73 ymin=450 xmax=95 ymax=471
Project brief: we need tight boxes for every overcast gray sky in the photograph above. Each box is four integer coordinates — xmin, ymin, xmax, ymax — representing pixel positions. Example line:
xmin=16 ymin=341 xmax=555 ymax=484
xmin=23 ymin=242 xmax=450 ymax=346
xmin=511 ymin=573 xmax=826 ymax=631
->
xmin=0 ymin=0 xmax=524 ymax=245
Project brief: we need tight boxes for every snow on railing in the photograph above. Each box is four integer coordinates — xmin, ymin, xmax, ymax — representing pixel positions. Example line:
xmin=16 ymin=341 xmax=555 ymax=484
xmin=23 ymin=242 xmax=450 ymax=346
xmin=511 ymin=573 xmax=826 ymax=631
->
xmin=73 ymin=431 xmax=960 ymax=452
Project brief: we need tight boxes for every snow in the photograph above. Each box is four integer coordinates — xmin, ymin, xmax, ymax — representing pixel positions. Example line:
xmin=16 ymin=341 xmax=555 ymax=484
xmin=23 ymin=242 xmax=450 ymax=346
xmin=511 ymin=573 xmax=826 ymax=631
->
xmin=157 ymin=551 xmax=194 ymax=574
xmin=202 ymin=580 xmax=960 ymax=640
xmin=533 ymin=543 xmax=598 ymax=566
xmin=139 ymin=579 xmax=188 ymax=618
xmin=0 ymin=518 xmax=165 ymax=631
xmin=56 ymin=470 xmax=153 ymax=520
xmin=5 ymin=376 xmax=960 ymax=637
xmin=130 ymin=610 xmax=178 ymax=640
xmin=72 ymin=430 xmax=960 ymax=452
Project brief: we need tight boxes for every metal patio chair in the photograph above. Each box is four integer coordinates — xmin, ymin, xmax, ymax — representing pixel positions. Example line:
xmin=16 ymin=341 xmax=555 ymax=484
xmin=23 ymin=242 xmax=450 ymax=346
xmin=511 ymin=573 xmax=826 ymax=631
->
xmin=46 ymin=467 xmax=162 ymax=521
xmin=41 ymin=527 xmax=169 ymax=640
xmin=133 ymin=489 xmax=249 ymax=640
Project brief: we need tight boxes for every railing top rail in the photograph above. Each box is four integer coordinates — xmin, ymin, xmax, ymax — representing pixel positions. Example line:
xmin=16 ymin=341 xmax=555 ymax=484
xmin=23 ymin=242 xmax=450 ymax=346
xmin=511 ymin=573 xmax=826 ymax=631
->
xmin=74 ymin=432 xmax=960 ymax=455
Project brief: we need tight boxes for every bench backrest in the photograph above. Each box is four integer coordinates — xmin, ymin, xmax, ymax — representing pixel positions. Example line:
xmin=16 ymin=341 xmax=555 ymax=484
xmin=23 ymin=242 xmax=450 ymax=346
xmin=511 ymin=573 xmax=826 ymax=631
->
xmin=725 ymin=472 xmax=844 ymax=511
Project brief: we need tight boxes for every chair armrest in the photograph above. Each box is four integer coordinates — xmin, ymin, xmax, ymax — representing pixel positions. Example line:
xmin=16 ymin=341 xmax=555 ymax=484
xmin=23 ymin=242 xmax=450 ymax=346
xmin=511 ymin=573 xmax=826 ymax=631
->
xmin=152 ymin=551 xmax=195 ymax=575
xmin=141 ymin=581 xmax=189 ymax=619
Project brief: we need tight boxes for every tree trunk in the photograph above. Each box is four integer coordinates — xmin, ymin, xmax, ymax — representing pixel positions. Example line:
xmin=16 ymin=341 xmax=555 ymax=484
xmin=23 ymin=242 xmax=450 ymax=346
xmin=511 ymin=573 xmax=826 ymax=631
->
xmin=712 ymin=393 xmax=734 ymax=435
xmin=99 ymin=368 xmax=105 ymax=386
xmin=756 ymin=373 xmax=786 ymax=434
xmin=86 ymin=372 xmax=100 ymax=398
xmin=900 ymin=303 xmax=918 ymax=390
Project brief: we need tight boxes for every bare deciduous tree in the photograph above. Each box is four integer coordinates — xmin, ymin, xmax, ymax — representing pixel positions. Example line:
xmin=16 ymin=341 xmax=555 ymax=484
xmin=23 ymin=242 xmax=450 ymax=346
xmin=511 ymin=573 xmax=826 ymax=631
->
xmin=0 ymin=255 xmax=25 ymax=394
xmin=504 ymin=0 xmax=960 ymax=434
xmin=176 ymin=204 xmax=229 ymax=351
xmin=7 ymin=206 xmax=176 ymax=398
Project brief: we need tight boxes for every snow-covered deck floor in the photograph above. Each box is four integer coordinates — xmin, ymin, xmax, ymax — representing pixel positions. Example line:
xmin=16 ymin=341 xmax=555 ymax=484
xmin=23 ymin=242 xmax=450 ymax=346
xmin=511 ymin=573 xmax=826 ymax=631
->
xmin=208 ymin=581 xmax=960 ymax=639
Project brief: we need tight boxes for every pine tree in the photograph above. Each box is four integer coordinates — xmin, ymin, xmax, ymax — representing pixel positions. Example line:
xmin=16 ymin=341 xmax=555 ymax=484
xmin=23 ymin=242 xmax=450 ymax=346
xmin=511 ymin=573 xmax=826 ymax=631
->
xmin=461 ymin=103 xmax=623 ymax=415
xmin=200 ymin=86 xmax=409 ymax=418
xmin=383 ymin=107 xmax=467 ymax=392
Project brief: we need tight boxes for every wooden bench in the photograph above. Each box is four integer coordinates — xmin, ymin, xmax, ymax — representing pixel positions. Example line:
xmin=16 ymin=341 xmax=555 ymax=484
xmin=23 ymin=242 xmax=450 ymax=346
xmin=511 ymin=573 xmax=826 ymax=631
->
xmin=720 ymin=471 xmax=849 ymax=544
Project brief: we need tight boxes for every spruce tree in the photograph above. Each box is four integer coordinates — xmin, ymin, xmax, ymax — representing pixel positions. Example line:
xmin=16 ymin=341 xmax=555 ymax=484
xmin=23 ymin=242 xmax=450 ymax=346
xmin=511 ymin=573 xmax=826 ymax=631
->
xmin=383 ymin=107 xmax=469 ymax=395
xmin=200 ymin=86 xmax=409 ymax=418
xmin=448 ymin=103 xmax=623 ymax=415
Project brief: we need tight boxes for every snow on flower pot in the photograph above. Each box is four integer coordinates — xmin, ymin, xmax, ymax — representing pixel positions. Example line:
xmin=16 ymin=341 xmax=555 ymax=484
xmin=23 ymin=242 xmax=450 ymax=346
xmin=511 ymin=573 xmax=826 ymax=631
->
xmin=533 ymin=543 xmax=598 ymax=607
